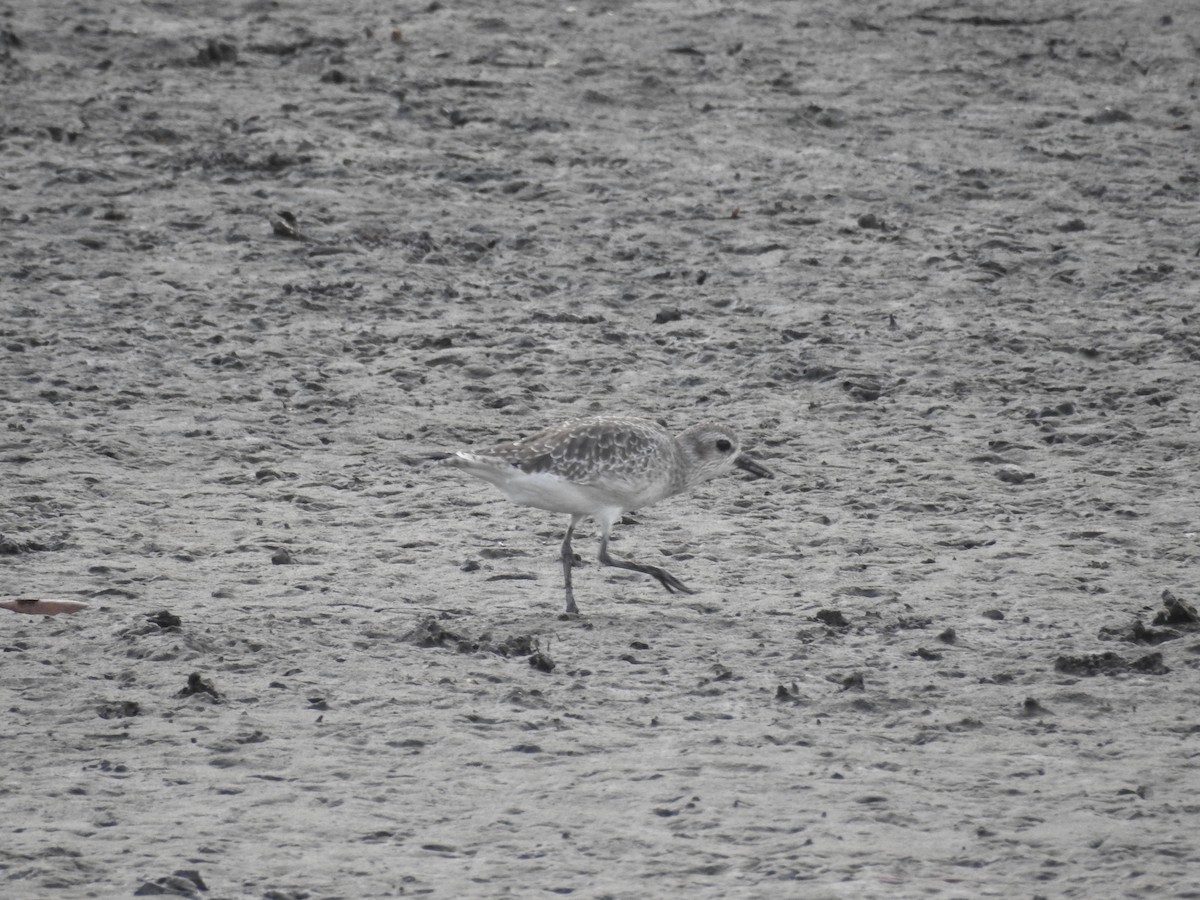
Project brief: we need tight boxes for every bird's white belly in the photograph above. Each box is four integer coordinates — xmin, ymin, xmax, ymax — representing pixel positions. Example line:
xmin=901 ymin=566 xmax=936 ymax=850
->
xmin=500 ymin=471 xmax=608 ymax=514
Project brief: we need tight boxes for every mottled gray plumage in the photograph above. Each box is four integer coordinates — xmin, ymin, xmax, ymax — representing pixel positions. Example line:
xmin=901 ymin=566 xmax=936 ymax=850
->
xmin=443 ymin=415 xmax=772 ymax=613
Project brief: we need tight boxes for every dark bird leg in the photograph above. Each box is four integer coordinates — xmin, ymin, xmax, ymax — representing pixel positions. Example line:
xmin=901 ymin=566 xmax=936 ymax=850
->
xmin=560 ymin=514 xmax=583 ymax=614
xmin=597 ymin=525 xmax=696 ymax=595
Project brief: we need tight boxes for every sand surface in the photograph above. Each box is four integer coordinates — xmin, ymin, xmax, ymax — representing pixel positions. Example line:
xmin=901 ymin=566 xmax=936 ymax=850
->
xmin=3 ymin=1 xmax=1200 ymax=897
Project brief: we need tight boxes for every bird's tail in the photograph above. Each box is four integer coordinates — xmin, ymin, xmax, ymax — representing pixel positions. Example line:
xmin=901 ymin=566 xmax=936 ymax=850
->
xmin=439 ymin=451 xmax=517 ymax=490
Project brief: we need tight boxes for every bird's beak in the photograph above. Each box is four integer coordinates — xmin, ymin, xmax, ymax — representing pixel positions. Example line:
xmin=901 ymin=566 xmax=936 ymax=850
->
xmin=735 ymin=454 xmax=773 ymax=479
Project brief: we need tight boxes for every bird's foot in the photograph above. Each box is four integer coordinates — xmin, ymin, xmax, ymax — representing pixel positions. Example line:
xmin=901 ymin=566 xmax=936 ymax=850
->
xmin=645 ymin=565 xmax=696 ymax=595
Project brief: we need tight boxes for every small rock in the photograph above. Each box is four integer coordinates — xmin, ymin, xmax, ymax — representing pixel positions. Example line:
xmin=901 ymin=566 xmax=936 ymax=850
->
xmin=173 ymin=871 xmax=207 ymax=892
xmin=269 ymin=210 xmax=303 ymax=239
xmin=1130 ymin=652 xmax=1169 ymax=675
xmin=402 ymin=617 xmax=463 ymax=648
xmin=97 ymin=700 xmax=140 ymax=719
xmin=1054 ymin=651 xmax=1168 ymax=677
xmin=134 ymin=873 xmax=203 ymax=896
xmin=1098 ymin=619 xmax=1178 ymax=645
xmin=1085 ymin=107 xmax=1133 ymax=125
xmin=179 ymin=673 xmax=220 ymax=700
xmin=148 ymin=610 xmax=182 ymax=629
xmin=840 ymin=672 xmax=865 ymax=691
xmin=196 ymin=39 xmax=237 ymax=66
xmin=815 ymin=608 xmax=849 ymax=627
xmin=496 ymin=634 xmax=535 ymax=656
xmin=1154 ymin=590 xmax=1199 ymax=626
xmin=1021 ymin=697 xmax=1050 ymax=717
xmin=997 ymin=465 xmax=1035 ymax=484
xmin=1057 ymin=218 xmax=1088 ymax=232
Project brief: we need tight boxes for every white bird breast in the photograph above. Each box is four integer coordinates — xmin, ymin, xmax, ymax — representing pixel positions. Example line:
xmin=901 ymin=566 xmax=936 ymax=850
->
xmin=499 ymin=470 xmax=620 ymax=516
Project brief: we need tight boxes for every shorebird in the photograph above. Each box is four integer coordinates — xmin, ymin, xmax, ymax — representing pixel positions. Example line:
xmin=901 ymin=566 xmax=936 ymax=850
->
xmin=442 ymin=415 xmax=773 ymax=613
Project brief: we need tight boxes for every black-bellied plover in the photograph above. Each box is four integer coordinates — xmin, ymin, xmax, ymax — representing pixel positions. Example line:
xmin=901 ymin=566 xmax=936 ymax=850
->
xmin=443 ymin=415 xmax=773 ymax=614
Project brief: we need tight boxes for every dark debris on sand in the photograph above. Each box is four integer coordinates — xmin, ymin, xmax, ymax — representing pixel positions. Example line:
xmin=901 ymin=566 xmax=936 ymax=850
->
xmin=402 ymin=616 xmax=554 ymax=671
xmin=1098 ymin=590 xmax=1199 ymax=646
xmin=178 ymin=672 xmax=221 ymax=700
xmin=133 ymin=869 xmax=208 ymax=896
xmin=1054 ymin=651 xmax=1169 ymax=677
xmin=1154 ymin=590 xmax=1199 ymax=627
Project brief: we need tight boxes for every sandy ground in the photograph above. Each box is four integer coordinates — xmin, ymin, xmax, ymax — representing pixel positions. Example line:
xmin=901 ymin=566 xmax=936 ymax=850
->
xmin=3 ymin=0 xmax=1200 ymax=897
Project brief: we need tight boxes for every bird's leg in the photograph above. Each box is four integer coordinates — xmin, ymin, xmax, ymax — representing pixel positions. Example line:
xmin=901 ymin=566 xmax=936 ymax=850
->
xmin=560 ymin=515 xmax=583 ymax=614
xmin=597 ymin=526 xmax=696 ymax=595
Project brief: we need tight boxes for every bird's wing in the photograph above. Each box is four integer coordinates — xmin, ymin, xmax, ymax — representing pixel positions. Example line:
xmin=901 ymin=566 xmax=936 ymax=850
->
xmin=494 ymin=419 xmax=667 ymax=488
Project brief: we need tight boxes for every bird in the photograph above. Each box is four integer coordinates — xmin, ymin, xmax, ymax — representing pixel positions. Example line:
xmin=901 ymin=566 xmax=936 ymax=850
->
xmin=442 ymin=415 xmax=773 ymax=614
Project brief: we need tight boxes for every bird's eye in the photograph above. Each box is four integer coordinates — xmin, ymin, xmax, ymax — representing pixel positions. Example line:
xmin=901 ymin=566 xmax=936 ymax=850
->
xmin=715 ymin=438 xmax=732 ymax=452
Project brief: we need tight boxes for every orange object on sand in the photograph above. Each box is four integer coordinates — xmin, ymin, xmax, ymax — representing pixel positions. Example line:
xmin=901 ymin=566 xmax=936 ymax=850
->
xmin=0 ymin=598 xmax=90 ymax=616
